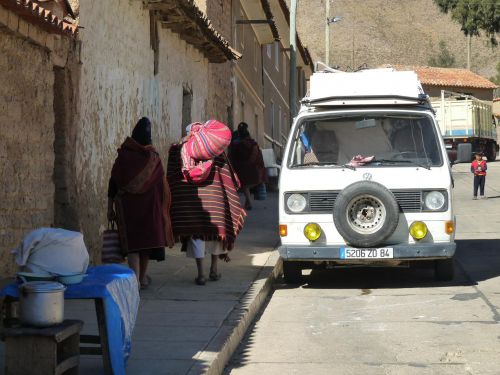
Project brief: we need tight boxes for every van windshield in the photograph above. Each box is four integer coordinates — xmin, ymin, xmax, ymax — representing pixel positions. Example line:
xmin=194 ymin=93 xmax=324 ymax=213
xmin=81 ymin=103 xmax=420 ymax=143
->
xmin=289 ymin=113 xmax=443 ymax=168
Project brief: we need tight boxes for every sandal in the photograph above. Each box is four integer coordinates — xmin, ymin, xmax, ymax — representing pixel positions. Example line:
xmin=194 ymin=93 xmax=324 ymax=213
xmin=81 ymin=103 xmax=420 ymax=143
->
xmin=209 ymin=271 xmax=221 ymax=281
xmin=195 ymin=276 xmax=206 ymax=286
xmin=140 ymin=275 xmax=152 ymax=290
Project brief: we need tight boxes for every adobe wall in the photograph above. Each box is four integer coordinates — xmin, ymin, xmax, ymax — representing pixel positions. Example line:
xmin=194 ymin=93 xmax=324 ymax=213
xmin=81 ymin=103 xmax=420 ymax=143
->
xmin=74 ymin=0 xmax=209 ymax=265
xmin=0 ymin=29 xmax=55 ymax=275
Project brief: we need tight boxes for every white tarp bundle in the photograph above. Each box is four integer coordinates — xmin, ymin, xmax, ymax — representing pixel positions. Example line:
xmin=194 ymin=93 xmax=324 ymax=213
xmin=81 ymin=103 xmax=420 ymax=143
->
xmin=12 ymin=228 xmax=89 ymax=275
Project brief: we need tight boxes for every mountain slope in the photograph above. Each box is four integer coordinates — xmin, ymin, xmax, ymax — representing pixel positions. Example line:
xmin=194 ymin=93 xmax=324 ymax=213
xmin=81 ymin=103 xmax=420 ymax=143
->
xmin=293 ymin=0 xmax=499 ymax=79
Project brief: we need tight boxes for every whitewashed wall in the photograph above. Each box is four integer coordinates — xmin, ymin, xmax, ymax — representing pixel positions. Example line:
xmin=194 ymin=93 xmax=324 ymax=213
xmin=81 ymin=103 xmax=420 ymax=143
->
xmin=74 ymin=0 xmax=209 ymax=263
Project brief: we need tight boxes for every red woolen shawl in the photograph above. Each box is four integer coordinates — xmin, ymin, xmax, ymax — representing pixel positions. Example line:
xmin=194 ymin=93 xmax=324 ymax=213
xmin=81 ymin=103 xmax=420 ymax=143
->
xmin=167 ymin=144 xmax=245 ymax=251
xmin=111 ymin=138 xmax=174 ymax=252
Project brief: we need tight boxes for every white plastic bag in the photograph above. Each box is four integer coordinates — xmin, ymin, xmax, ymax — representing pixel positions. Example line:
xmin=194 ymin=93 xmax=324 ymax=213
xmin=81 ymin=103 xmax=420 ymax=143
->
xmin=12 ymin=228 xmax=89 ymax=275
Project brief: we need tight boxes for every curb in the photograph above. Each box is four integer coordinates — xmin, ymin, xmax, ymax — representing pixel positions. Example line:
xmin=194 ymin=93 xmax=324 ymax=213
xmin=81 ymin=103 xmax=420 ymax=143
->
xmin=187 ymin=250 xmax=283 ymax=375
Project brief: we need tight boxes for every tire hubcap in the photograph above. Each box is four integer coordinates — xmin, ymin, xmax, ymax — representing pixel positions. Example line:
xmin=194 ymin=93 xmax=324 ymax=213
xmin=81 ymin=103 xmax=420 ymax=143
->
xmin=346 ymin=194 xmax=386 ymax=234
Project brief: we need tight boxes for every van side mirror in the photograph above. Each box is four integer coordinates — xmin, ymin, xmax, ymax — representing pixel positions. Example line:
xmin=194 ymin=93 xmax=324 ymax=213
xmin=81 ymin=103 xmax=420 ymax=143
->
xmin=456 ymin=143 xmax=472 ymax=164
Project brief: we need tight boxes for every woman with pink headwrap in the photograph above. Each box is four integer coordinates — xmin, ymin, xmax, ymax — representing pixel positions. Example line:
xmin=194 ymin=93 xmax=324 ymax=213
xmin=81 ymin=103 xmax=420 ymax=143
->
xmin=167 ymin=120 xmax=246 ymax=285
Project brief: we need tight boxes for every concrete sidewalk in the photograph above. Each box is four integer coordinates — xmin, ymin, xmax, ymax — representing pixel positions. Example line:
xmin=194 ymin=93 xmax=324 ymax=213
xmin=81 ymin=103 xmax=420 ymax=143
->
xmin=0 ymin=192 xmax=279 ymax=374
xmin=65 ymin=192 xmax=279 ymax=375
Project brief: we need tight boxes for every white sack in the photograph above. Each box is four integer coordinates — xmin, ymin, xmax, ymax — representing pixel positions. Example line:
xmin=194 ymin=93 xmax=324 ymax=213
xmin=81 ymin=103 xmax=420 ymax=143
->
xmin=12 ymin=228 xmax=89 ymax=275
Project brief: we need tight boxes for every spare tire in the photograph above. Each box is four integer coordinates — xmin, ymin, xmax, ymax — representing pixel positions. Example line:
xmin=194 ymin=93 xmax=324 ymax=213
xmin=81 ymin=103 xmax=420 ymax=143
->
xmin=333 ymin=181 xmax=399 ymax=247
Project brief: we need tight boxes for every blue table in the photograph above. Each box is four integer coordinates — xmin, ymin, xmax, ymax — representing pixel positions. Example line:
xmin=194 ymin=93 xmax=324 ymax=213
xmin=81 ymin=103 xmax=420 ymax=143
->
xmin=1 ymin=264 xmax=139 ymax=375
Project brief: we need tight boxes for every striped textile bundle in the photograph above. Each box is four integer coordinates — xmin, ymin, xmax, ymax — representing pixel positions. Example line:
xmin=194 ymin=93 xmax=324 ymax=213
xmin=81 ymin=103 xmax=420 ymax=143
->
xmin=167 ymin=144 xmax=246 ymax=251
xmin=101 ymin=221 xmax=124 ymax=263
xmin=181 ymin=119 xmax=232 ymax=184
xmin=181 ymin=144 xmax=214 ymax=184
xmin=184 ymin=120 xmax=232 ymax=160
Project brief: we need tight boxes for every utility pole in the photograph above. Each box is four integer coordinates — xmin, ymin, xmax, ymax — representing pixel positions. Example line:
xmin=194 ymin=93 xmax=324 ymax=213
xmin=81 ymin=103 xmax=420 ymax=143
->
xmin=467 ymin=34 xmax=471 ymax=70
xmin=351 ymin=22 xmax=354 ymax=69
xmin=290 ymin=0 xmax=298 ymax=118
xmin=325 ymin=0 xmax=330 ymax=66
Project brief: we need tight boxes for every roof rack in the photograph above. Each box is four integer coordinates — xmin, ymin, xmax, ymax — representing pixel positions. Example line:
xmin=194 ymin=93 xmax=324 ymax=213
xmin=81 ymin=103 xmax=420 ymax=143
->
xmin=305 ymin=67 xmax=428 ymax=107
xmin=303 ymin=94 xmax=430 ymax=107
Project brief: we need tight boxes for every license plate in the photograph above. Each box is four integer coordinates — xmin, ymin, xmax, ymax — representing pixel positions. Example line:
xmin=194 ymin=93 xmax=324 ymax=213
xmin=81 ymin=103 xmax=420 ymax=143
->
xmin=445 ymin=144 xmax=453 ymax=149
xmin=340 ymin=247 xmax=394 ymax=259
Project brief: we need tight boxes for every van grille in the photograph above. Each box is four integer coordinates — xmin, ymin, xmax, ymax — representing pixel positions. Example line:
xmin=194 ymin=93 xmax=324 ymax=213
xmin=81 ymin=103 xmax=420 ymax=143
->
xmin=391 ymin=191 xmax=422 ymax=212
xmin=309 ymin=192 xmax=339 ymax=212
xmin=309 ymin=190 xmax=422 ymax=213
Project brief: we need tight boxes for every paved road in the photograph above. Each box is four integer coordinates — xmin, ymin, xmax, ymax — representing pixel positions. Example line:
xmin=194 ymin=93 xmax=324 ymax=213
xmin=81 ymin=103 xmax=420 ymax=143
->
xmin=227 ymin=161 xmax=500 ymax=375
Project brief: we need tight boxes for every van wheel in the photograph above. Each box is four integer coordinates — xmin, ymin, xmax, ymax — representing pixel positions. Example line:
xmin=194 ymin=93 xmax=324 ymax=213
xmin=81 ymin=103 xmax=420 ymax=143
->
xmin=434 ymin=258 xmax=454 ymax=281
xmin=283 ymin=261 xmax=302 ymax=284
xmin=333 ymin=181 xmax=399 ymax=248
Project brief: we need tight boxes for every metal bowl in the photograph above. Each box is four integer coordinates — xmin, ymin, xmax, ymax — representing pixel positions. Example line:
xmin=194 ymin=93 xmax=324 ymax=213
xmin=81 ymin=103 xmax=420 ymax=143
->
xmin=17 ymin=272 xmax=55 ymax=283
xmin=56 ymin=273 xmax=87 ymax=285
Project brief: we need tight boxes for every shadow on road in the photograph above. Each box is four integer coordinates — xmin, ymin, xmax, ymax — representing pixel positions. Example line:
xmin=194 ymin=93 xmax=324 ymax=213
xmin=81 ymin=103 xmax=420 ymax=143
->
xmin=274 ymin=239 xmax=500 ymax=290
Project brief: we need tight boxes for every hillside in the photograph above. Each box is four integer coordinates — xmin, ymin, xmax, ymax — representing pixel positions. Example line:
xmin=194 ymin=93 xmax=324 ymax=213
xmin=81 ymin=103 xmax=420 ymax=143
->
xmin=293 ymin=0 xmax=499 ymax=79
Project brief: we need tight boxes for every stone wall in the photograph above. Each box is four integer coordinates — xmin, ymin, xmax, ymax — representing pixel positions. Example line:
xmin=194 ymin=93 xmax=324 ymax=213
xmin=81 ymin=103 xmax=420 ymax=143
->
xmin=0 ymin=29 xmax=55 ymax=275
xmin=73 ymin=0 xmax=209 ymax=265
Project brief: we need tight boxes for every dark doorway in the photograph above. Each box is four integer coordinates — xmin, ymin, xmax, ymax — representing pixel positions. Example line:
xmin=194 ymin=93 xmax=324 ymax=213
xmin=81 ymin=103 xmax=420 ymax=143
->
xmin=53 ymin=67 xmax=78 ymax=230
xmin=182 ymin=87 xmax=192 ymax=137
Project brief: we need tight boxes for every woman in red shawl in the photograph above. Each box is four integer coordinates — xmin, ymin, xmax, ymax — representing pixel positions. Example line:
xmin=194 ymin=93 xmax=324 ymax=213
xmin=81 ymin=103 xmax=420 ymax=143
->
xmin=107 ymin=117 xmax=174 ymax=289
xmin=229 ymin=122 xmax=267 ymax=210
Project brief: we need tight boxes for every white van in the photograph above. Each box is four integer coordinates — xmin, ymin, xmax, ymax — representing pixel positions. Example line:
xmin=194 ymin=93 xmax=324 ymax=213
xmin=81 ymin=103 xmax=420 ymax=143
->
xmin=279 ymin=68 xmax=465 ymax=284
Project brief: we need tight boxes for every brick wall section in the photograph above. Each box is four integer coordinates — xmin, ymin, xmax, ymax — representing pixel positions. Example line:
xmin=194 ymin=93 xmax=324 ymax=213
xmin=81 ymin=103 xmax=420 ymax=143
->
xmin=0 ymin=29 xmax=55 ymax=275
xmin=205 ymin=0 xmax=233 ymax=127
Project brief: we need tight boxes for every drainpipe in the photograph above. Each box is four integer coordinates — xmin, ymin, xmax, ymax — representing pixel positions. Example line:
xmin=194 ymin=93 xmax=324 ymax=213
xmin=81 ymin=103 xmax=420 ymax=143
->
xmin=289 ymin=0 xmax=298 ymax=119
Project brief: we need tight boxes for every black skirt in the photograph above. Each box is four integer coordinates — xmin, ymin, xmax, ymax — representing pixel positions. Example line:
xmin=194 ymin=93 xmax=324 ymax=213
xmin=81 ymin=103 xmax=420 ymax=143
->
xmin=128 ymin=247 xmax=165 ymax=262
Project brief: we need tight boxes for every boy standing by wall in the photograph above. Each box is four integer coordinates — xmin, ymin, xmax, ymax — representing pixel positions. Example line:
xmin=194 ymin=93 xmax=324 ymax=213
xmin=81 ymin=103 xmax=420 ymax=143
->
xmin=471 ymin=152 xmax=487 ymax=199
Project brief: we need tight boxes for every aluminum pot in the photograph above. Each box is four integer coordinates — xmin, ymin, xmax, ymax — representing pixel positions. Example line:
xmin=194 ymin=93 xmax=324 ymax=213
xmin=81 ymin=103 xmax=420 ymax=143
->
xmin=19 ymin=281 xmax=66 ymax=327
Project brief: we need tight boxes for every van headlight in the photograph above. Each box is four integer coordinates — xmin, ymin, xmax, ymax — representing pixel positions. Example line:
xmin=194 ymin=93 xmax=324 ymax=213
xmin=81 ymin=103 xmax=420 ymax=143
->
xmin=286 ymin=194 xmax=307 ymax=213
xmin=423 ymin=191 xmax=446 ymax=211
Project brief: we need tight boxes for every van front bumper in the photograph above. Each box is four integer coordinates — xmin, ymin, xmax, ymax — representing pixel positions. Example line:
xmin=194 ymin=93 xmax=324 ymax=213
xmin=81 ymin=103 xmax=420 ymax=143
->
xmin=279 ymin=242 xmax=456 ymax=261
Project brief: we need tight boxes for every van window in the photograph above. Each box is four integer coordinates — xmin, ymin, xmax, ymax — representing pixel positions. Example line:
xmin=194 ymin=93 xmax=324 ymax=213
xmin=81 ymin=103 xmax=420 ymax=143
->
xmin=290 ymin=113 xmax=443 ymax=167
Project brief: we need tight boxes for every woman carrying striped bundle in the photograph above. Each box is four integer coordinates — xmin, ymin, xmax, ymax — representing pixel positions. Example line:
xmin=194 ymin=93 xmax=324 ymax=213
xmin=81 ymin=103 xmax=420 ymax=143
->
xmin=167 ymin=120 xmax=246 ymax=285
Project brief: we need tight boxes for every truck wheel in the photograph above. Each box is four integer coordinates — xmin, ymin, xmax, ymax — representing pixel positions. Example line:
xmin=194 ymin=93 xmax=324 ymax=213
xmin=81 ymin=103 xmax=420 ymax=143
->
xmin=487 ymin=143 xmax=497 ymax=162
xmin=434 ymin=258 xmax=454 ymax=281
xmin=333 ymin=181 xmax=399 ymax=248
xmin=283 ymin=261 xmax=302 ymax=284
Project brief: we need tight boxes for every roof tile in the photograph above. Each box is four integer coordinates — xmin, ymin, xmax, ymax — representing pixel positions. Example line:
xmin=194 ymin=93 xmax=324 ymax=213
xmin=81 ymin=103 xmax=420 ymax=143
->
xmin=0 ymin=0 xmax=77 ymax=37
xmin=392 ymin=65 xmax=498 ymax=90
xmin=147 ymin=0 xmax=240 ymax=63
